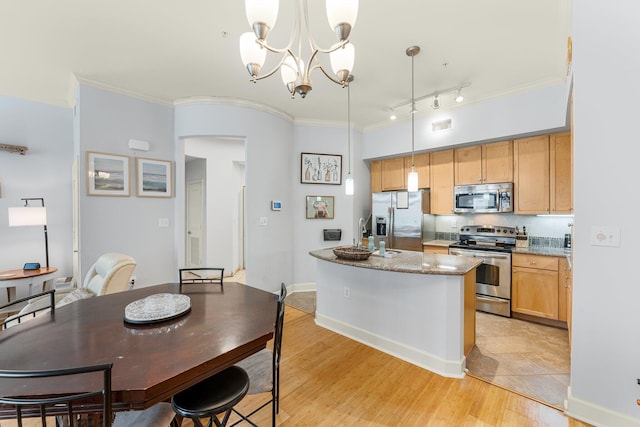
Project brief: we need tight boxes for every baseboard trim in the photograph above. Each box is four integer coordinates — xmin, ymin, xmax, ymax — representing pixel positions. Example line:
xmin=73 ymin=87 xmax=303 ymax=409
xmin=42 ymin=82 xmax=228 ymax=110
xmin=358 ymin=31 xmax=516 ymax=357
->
xmin=315 ymin=313 xmax=466 ymax=379
xmin=288 ymin=282 xmax=316 ymax=293
xmin=565 ymin=386 xmax=640 ymax=427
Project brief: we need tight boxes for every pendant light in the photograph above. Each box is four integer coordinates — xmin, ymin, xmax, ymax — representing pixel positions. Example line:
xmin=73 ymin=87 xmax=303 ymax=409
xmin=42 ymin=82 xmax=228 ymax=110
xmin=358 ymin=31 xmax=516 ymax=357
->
xmin=406 ymin=46 xmax=420 ymax=192
xmin=345 ymin=75 xmax=354 ymax=195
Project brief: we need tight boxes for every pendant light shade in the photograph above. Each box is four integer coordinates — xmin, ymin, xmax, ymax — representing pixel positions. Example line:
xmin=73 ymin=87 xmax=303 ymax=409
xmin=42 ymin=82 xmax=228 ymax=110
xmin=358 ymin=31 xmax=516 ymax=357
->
xmin=345 ymin=174 xmax=354 ymax=195
xmin=407 ymin=168 xmax=419 ymax=192
xmin=245 ymin=0 xmax=279 ymax=34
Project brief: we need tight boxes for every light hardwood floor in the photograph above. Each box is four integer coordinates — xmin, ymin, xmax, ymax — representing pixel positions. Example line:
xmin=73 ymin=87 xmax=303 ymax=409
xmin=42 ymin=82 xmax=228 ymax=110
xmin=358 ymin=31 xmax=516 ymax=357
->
xmin=181 ymin=306 xmax=591 ymax=427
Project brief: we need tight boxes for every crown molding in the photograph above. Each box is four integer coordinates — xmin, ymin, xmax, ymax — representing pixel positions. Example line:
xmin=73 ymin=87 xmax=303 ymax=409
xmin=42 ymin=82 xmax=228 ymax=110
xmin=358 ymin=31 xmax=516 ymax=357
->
xmin=74 ymin=76 xmax=174 ymax=107
xmin=174 ymin=96 xmax=293 ymax=122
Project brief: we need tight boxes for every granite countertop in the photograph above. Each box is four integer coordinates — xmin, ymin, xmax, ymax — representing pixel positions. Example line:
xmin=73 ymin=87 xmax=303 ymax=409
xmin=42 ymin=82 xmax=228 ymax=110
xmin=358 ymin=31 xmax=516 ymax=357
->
xmin=309 ymin=247 xmax=482 ymax=276
xmin=512 ymin=246 xmax=571 ymax=257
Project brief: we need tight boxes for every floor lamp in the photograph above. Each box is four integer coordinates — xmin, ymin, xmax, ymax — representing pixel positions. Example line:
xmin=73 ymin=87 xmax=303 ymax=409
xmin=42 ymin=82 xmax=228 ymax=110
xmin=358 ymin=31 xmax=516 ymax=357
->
xmin=8 ymin=198 xmax=49 ymax=268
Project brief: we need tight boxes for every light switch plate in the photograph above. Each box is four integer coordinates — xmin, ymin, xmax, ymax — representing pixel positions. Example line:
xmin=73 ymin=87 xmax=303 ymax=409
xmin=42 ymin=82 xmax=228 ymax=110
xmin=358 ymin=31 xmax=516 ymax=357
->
xmin=158 ymin=218 xmax=169 ymax=228
xmin=259 ymin=217 xmax=268 ymax=226
xmin=590 ymin=226 xmax=620 ymax=247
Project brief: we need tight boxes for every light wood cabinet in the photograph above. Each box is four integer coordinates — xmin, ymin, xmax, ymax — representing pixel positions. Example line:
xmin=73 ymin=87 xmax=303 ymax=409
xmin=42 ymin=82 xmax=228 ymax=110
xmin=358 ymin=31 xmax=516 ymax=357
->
xmin=514 ymin=132 xmax=572 ymax=214
xmin=514 ymin=135 xmax=550 ymax=214
xmin=404 ymin=153 xmax=430 ymax=189
xmin=454 ymin=140 xmax=513 ymax=185
xmin=512 ymin=254 xmax=559 ymax=320
xmin=550 ymin=132 xmax=573 ymax=214
xmin=370 ymin=160 xmax=382 ymax=193
xmin=381 ymin=158 xmax=405 ymax=191
xmin=429 ymin=149 xmax=454 ymax=215
xmin=423 ymin=245 xmax=449 ymax=255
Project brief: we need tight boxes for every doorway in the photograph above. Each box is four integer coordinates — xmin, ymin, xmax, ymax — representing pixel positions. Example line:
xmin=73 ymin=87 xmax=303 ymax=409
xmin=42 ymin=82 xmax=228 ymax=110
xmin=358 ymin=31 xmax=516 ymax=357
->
xmin=186 ymin=179 xmax=204 ymax=267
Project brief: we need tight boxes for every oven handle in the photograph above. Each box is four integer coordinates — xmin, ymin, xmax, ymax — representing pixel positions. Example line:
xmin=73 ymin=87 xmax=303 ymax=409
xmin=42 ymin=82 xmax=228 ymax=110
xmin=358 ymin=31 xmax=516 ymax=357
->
xmin=476 ymin=295 xmax=510 ymax=304
xmin=449 ymin=249 xmax=511 ymax=259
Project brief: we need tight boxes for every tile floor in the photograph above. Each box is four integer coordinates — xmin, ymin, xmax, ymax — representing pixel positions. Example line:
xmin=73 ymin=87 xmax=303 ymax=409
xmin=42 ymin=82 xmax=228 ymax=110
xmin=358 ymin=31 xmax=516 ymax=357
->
xmin=283 ymin=290 xmax=570 ymax=410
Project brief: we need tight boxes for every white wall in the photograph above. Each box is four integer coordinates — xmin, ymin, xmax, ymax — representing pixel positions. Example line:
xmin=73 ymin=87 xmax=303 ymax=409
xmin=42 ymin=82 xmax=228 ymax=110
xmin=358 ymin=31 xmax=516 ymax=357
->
xmin=0 ymin=97 xmax=74 ymax=276
xmin=76 ymin=85 xmax=176 ymax=287
xmin=566 ymin=2 xmax=640 ymax=426
xmin=174 ymin=102 xmax=294 ymax=293
xmin=184 ymin=136 xmax=245 ymax=275
xmin=364 ymin=83 xmax=569 ymax=160
xmin=293 ymin=123 xmax=365 ymax=284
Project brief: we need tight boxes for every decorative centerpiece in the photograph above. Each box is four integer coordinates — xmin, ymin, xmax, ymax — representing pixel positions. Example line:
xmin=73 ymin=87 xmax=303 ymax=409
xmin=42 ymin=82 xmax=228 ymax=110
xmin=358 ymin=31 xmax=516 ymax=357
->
xmin=124 ymin=293 xmax=191 ymax=324
xmin=332 ymin=246 xmax=372 ymax=261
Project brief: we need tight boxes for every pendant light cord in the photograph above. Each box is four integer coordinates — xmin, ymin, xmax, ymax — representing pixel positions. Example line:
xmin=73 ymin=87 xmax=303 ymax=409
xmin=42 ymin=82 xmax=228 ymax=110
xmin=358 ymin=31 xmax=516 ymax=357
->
xmin=411 ymin=53 xmax=415 ymax=168
xmin=347 ymin=78 xmax=352 ymax=175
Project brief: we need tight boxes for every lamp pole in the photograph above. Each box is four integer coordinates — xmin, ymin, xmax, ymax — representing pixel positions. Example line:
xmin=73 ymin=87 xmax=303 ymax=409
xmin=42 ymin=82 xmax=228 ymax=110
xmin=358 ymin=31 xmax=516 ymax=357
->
xmin=21 ymin=198 xmax=49 ymax=268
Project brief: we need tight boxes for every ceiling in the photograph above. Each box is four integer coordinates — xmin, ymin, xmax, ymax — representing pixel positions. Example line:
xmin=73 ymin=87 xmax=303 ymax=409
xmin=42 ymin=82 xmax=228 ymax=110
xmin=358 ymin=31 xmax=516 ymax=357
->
xmin=0 ymin=0 xmax=572 ymax=130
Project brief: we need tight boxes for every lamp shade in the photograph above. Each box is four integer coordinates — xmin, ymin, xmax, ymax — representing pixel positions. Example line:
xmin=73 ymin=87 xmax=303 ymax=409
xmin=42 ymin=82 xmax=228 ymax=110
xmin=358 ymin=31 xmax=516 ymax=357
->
xmin=326 ymin=0 xmax=359 ymax=29
xmin=407 ymin=170 xmax=419 ymax=192
xmin=245 ymin=0 xmax=279 ymax=29
xmin=281 ymin=55 xmax=304 ymax=86
xmin=330 ymin=42 xmax=355 ymax=76
xmin=239 ymin=32 xmax=267 ymax=69
xmin=345 ymin=174 xmax=354 ymax=195
xmin=8 ymin=207 xmax=47 ymax=226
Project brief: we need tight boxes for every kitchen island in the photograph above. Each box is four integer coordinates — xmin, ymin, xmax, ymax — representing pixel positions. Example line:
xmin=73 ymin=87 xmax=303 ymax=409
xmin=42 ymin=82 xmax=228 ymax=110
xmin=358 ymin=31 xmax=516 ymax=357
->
xmin=309 ymin=248 xmax=482 ymax=378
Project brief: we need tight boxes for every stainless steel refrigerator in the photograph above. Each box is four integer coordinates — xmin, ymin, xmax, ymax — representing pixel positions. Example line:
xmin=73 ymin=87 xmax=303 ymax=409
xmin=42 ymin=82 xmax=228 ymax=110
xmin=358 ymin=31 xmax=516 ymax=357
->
xmin=372 ymin=190 xmax=433 ymax=251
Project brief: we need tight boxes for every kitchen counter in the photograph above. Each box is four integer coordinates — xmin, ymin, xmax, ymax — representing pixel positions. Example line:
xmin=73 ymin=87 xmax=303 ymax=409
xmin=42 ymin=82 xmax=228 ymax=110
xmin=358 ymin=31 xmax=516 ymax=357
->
xmin=309 ymin=247 xmax=482 ymax=276
xmin=512 ymin=246 xmax=571 ymax=257
xmin=310 ymin=247 xmax=480 ymax=378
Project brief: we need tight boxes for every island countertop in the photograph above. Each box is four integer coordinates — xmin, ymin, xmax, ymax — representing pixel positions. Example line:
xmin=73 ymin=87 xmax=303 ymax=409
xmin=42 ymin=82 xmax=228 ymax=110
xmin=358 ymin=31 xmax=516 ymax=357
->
xmin=309 ymin=247 xmax=482 ymax=276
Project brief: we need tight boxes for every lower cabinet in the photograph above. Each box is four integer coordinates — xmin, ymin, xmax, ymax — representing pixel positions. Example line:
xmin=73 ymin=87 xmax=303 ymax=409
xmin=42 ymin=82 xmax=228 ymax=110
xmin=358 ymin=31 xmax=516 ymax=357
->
xmin=512 ymin=254 xmax=559 ymax=320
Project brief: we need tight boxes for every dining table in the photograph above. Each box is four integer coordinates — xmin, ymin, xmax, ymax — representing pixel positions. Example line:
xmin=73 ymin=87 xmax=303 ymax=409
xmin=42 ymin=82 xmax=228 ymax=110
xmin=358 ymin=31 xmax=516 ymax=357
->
xmin=0 ymin=281 xmax=277 ymax=419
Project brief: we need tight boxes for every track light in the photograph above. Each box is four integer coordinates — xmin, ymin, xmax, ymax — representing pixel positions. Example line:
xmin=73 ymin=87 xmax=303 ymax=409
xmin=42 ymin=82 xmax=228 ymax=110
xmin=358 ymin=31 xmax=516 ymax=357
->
xmin=432 ymin=94 xmax=440 ymax=110
xmin=455 ymin=88 xmax=464 ymax=103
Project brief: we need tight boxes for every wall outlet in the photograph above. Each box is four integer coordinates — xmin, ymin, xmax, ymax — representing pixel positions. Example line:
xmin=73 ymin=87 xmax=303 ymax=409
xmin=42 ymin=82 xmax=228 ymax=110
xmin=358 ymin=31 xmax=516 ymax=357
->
xmin=343 ymin=286 xmax=351 ymax=299
xmin=451 ymin=219 xmax=457 ymax=228
xmin=590 ymin=226 xmax=621 ymax=247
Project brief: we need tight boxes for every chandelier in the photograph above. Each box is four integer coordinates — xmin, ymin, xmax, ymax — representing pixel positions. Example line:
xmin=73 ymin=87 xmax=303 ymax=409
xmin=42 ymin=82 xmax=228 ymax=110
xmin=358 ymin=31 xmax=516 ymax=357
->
xmin=239 ymin=0 xmax=359 ymax=99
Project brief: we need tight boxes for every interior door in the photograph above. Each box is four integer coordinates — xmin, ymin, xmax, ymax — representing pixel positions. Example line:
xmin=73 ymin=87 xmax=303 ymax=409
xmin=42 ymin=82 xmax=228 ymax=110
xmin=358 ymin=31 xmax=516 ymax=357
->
xmin=186 ymin=180 xmax=204 ymax=267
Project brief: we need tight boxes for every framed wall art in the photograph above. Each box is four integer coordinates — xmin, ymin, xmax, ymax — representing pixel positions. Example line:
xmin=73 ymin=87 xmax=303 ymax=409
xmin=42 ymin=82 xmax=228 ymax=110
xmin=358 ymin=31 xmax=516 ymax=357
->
xmin=301 ymin=152 xmax=342 ymax=185
xmin=136 ymin=158 xmax=174 ymax=197
xmin=306 ymin=195 xmax=335 ymax=219
xmin=86 ymin=151 xmax=130 ymax=196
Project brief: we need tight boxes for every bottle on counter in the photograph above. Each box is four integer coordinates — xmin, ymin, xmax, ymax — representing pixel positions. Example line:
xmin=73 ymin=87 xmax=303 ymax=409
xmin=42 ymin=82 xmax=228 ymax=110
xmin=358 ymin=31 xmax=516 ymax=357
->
xmin=379 ymin=240 xmax=385 ymax=255
xmin=368 ymin=235 xmax=375 ymax=251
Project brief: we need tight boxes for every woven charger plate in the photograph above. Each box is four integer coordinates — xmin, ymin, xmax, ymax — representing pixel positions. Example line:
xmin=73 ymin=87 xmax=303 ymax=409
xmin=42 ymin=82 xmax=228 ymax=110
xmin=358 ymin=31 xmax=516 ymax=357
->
xmin=332 ymin=246 xmax=372 ymax=261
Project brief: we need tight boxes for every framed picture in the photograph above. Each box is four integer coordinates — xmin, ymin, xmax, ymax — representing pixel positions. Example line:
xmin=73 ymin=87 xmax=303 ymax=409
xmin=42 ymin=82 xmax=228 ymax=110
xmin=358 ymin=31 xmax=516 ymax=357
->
xmin=86 ymin=151 xmax=130 ymax=196
xmin=306 ymin=195 xmax=335 ymax=219
xmin=136 ymin=158 xmax=174 ymax=197
xmin=301 ymin=152 xmax=342 ymax=185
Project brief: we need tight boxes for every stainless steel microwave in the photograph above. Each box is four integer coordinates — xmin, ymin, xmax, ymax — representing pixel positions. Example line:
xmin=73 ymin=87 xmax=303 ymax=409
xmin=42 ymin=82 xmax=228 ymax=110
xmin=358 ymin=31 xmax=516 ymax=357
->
xmin=454 ymin=182 xmax=513 ymax=213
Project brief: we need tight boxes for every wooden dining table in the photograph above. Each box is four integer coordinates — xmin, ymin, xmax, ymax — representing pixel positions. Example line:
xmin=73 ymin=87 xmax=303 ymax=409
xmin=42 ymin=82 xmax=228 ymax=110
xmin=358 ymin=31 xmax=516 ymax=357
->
xmin=0 ymin=281 xmax=277 ymax=418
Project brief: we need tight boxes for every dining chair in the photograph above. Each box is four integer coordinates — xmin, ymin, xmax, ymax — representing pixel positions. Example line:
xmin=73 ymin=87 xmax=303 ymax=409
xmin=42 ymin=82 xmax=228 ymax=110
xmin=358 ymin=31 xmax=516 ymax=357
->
xmin=231 ymin=283 xmax=288 ymax=427
xmin=179 ymin=267 xmax=224 ymax=289
xmin=171 ymin=365 xmax=250 ymax=427
xmin=0 ymin=289 xmax=56 ymax=330
xmin=0 ymin=363 xmax=177 ymax=427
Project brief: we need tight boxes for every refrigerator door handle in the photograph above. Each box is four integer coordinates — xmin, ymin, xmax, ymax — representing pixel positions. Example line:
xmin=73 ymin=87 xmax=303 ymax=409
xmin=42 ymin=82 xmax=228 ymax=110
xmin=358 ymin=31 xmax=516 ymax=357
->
xmin=388 ymin=206 xmax=394 ymax=249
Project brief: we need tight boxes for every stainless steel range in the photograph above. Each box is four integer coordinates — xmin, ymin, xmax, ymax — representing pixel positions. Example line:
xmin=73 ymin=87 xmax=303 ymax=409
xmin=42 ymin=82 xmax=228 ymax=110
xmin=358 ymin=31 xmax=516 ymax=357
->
xmin=449 ymin=225 xmax=517 ymax=317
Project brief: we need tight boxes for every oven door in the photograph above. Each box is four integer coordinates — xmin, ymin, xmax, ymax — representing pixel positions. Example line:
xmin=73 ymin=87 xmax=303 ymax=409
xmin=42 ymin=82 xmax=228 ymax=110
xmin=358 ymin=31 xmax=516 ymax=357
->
xmin=449 ymin=247 xmax=512 ymax=317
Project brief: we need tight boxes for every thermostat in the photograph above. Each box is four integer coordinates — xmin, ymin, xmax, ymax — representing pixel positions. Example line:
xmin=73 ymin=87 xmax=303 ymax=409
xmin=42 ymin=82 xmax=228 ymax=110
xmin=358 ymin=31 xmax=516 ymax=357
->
xmin=271 ymin=200 xmax=282 ymax=211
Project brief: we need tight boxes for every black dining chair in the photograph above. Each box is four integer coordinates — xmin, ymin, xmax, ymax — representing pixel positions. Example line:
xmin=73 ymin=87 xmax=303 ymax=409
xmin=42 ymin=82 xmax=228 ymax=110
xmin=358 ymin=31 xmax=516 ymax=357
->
xmin=231 ymin=283 xmax=288 ymax=427
xmin=0 ymin=289 xmax=56 ymax=330
xmin=0 ymin=363 xmax=178 ymax=427
xmin=171 ymin=365 xmax=250 ymax=427
xmin=179 ymin=267 xmax=225 ymax=289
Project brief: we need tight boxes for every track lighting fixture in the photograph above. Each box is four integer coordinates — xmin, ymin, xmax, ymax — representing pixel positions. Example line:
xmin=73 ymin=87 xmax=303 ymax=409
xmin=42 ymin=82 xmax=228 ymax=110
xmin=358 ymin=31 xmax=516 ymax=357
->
xmin=432 ymin=94 xmax=440 ymax=110
xmin=455 ymin=88 xmax=464 ymax=103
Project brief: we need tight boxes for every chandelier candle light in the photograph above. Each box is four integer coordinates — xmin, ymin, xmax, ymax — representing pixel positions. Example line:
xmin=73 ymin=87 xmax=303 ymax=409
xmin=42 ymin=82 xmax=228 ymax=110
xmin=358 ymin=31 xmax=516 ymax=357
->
xmin=240 ymin=0 xmax=358 ymax=99
xmin=407 ymin=46 xmax=420 ymax=192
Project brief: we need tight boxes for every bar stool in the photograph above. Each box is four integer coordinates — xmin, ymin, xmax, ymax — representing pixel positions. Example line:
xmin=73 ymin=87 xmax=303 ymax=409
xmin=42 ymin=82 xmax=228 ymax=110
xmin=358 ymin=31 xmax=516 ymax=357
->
xmin=171 ymin=365 xmax=249 ymax=427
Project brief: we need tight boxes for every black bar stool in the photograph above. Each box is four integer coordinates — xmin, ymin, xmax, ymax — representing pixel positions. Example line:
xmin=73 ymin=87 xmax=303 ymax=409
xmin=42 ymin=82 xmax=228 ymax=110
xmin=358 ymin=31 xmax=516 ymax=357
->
xmin=171 ymin=365 xmax=249 ymax=427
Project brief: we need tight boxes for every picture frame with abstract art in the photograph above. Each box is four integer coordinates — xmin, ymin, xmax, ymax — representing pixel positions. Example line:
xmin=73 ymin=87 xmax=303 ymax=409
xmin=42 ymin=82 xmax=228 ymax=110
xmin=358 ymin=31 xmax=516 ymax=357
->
xmin=301 ymin=152 xmax=342 ymax=185
xmin=136 ymin=158 xmax=173 ymax=197
xmin=86 ymin=151 xmax=130 ymax=196
xmin=306 ymin=195 xmax=335 ymax=219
